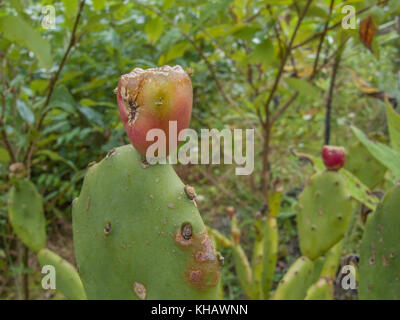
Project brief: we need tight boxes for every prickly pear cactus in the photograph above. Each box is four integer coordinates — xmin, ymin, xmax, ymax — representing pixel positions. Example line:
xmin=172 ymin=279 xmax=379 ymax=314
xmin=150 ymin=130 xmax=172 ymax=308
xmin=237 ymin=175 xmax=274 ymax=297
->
xmin=8 ymin=179 xmax=46 ymax=253
xmin=273 ymin=256 xmax=317 ymax=300
xmin=37 ymin=248 xmax=86 ymax=300
xmin=297 ymin=171 xmax=353 ymax=260
xmin=305 ymin=277 xmax=333 ymax=300
xmin=72 ymin=145 xmax=220 ymax=299
xmin=359 ymin=185 xmax=400 ymax=299
xmin=344 ymin=142 xmax=386 ymax=189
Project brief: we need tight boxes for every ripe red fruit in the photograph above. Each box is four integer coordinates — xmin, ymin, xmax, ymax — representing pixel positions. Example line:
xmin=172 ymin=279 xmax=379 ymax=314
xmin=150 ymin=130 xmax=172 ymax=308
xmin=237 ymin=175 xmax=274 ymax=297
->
xmin=321 ymin=145 xmax=346 ymax=171
xmin=116 ymin=65 xmax=192 ymax=157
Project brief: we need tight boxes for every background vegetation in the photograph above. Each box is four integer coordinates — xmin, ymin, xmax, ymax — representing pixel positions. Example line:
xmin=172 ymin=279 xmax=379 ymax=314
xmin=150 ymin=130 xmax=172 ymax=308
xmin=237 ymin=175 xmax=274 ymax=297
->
xmin=0 ymin=0 xmax=399 ymax=299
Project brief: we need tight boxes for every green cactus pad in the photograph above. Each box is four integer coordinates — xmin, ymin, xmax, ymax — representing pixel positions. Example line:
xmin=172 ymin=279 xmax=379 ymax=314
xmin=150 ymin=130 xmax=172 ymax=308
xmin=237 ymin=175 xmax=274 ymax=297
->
xmin=345 ymin=142 xmax=386 ymax=189
xmin=261 ymin=216 xmax=278 ymax=299
xmin=8 ymin=179 xmax=46 ymax=253
xmin=305 ymin=277 xmax=333 ymax=300
xmin=359 ymin=185 xmax=400 ymax=299
xmin=37 ymin=248 xmax=86 ymax=300
xmin=273 ymin=256 xmax=316 ymax=300
xmin=232 ymin=244 xmax=253 ymax=298
xmin=297 ymin=171 xmax=353 ymax=260
xmin=72 ymin=145 xmax=220 ymax=299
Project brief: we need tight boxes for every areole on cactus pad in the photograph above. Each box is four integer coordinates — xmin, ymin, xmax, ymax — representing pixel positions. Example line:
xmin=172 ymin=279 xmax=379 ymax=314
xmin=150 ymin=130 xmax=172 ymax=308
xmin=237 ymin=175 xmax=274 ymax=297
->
xmin=116 ymin=65 xmax=193 ymax=157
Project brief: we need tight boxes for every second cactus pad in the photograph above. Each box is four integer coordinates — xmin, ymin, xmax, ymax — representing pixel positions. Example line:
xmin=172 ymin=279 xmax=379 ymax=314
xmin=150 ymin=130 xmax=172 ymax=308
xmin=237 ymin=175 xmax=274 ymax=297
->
xmin=72 ymin=145 xmax=220 ymax=299
xmin=359 ymin=185 xmax=400 ymax=299
xmin=297 ymin=171 xmax=353 ymax=260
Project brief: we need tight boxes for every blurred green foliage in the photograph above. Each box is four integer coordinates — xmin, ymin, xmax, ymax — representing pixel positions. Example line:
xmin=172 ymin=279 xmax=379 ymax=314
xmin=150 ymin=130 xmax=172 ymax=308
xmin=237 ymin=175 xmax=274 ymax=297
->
xmin=0 ymin=0 xmax=399 ymax=299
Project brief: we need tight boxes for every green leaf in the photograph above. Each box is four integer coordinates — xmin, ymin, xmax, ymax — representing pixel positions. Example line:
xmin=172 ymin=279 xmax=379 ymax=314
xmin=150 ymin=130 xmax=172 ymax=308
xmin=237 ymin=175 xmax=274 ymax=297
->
xmin=62 ymin=0 xmax=78 ymax=18
xmin=49 ymin=85 xmax=76 ymax=113
xmin=385 ymin=98 xmax=400 ymax=152
xmin=341 ymin=170 xmax=379 ymax=211
xmin=0 ymin=16 xmax=53 ymax=70
xmin=93 ymin=0 xmax=106 ymax=11
xmin=144 ymin=17 xmax=164 ymax=44
xmin=286 ymin=78 xmax=320 ymax=97
xmin=249 ymin=39 xmax=274 ymax=67
xmin=73 ymin=78 xmax=108 ymax=94
xmin=79 ymin=106 xmax=104 ymax=126
xmin=16 ymin=100 xmax=34 ymax=124
xmin=159 ymin=42 xmax=189 ymax=64
xmin=36 ymin=150 xmax=78 ymax=172
xmin=351 ymin=125 xmax=400 ymax=178
xmin=0 ymin=147 xmax=10 ymax=164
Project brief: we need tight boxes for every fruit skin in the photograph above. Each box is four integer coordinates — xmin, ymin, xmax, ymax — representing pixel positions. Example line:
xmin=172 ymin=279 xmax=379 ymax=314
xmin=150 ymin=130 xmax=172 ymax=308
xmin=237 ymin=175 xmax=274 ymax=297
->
xmin=321 ymin=145 xmax=346 ymax=171
xmin=297 ymin=171 xmax=353 ymax=260
xmin=273 ymin=256 xmax=318 ymax=300
xmin=359 ymin=185 xmax=400 ymax=299
xmin=72 ymin=145 xmax=220 ymax=299
xmin=116 ymin=65 xmax=192 ymax=157
xmin=8 ymin=179 xmax=46 ymax=253
xmin=37 ymin=248 xmax=86 ymax=300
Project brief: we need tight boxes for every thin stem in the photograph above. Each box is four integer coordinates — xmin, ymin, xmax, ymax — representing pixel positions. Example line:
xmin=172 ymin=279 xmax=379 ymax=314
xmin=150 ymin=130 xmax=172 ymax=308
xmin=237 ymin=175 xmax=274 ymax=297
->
xmin=24 ymin=0 xmax=86 ymax=171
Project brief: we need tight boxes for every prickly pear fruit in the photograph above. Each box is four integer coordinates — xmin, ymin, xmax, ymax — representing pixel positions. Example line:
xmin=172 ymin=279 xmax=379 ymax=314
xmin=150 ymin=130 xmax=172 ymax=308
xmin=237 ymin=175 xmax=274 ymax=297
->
xmin=116 ymin=65 xmax=192 ymax=157
xmin=72 ymin=145 xmax=220 ymax=299
xmin=321 ymin=145 xmax=346 ymax=171
xmin=297 ymin=171 xmax=353 ymax=260
xmin=8 ymin=179 xmax=46 ymax=253
xmin=305 ymin=277 xmax=333 ymax=300
xmin=273 ymin=256 xmax=317 ymax=300
xmin=344 ymin=141 xmax=386 ymax=189
xmin=359 ymin=185 xmax=400 ymax=299
xmin=37 ymin=248 xmax=86 ymax=300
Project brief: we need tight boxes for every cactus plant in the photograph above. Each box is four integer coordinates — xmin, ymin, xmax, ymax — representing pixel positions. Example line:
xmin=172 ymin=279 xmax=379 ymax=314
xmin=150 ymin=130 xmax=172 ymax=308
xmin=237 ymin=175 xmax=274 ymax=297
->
xmin=37 ymin=248 xmax=86 ymax=300
xmin=359 ymin=184 xmax=400 ymax=299
xmin=297 ymin=170 xmax=353 ymax=260
xmin=344 ymin=141 xmax=386 ymax=189
xmin=72 ymin=145 xmax=220 ymax=299
xmin=7 ymin=179 xmax=46 ymax=253
xmin=273 ymin=256 xmax=317 ymax=300
xmin=304 ymin=277 xmax=333 ymax=300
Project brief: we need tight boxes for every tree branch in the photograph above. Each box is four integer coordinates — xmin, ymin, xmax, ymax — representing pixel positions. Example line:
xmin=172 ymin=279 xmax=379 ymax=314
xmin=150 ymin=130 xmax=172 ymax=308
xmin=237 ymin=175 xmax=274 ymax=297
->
xmin=324 ymin=42 xmax=343 ymax=145
xmin=264 ymin=0 xmax=312 ymax=123
xmin=23 ymin=0 xmax=86 ymax=168
xmin=293 ymin=0 xmax=389 ymax=50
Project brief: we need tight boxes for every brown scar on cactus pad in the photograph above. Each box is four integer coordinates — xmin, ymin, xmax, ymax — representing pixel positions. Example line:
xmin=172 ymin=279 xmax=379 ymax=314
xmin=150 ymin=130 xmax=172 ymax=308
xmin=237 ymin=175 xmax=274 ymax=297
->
xmin=174 ymin=225 xmax=220 ymax=290
xmin=132 ymin=282 xmax=147 ymax=300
